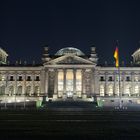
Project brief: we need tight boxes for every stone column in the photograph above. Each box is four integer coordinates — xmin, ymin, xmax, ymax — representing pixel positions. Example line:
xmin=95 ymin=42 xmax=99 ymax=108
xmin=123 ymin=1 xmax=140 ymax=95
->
xmin=40 ymin=70 xmax=45 ymax=95
xmin=14 ymin=73 xmax=17 ymax=95
xmin=73 ymin=69 xmax=76 ymax=95
xmin=52 ymin=69 xmax=58 ymax=100
xmin=45 ymin=70 xmax=48 ymax=96
xmin=131 ymin=72 xmax=134 ymax=96
xmin=93 ymin=70 xmax=99 ymax=96
xmin=82 ymin=69 xmax=86 ymax=98
xmin=122 ymin=73 xmax=125 ymax=97
xmin=5 ymin=73 xmax=8 ymax=95
xmin=91 ymin=69 xmax=94 ymax=95
xmin=54 ymin=70 xmax=58 ymax=95
xmin=23 ymin=73 xmax=26 ymax=96
xmin=114 ymin=72 xmax=116 ymax=96
xmin=63 ymin=69 xmax=66 ymax=96
xmin=105 ymin=72 xmax=107 ymax=96
xmin=31 ymin=73 xmax=34 ymax=96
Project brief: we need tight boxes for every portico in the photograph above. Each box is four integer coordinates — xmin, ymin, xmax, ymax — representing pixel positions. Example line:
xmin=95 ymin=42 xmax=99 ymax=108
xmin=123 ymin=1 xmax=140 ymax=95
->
xmin=42 ymin=47 xmax=98 ymax=101
xmin=57 ymin=69 xmax=82 ymax=98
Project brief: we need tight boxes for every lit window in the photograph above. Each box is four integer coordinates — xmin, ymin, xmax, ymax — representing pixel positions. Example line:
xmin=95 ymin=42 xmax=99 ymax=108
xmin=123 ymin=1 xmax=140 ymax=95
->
xmin=17 ymin=86 xmax=22 ymax=95
xmin=134 ymin=76 xmax=139 ymax=82
xmin=108 ymin=85 xmax=113 ymax=96
xmin=2 ymin=75 xmax=6 ymax=81
xmin=134 ymin=85 xmax=139 ymax=94
xmin=26 ymin=86 xmax=31 ymax=96
xmin=9 ymin=86 xmax=14 ymax=95
xmin=35 ymin=86 xmax=40 ymax=95
xmin=0 ymin=86 xmax=5 ymax=95
xmin=125 ymin=85 xmax=131 ymax=94
xmin=100 ymin=85 xmax=104 ymax=96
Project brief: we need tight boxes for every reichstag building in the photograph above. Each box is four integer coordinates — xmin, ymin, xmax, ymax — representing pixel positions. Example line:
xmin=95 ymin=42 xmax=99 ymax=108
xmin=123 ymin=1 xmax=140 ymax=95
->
xmin=0 ymin=46 xmax=140 ymax=105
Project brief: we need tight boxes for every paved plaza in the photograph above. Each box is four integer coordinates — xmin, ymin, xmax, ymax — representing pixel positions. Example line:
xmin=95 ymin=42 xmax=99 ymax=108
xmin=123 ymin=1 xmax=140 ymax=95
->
xmin=0 ymin=101 xmax=140 ymax=139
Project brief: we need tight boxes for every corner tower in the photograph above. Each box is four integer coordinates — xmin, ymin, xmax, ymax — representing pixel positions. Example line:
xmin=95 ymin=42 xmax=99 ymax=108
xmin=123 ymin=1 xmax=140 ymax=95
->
xmin=0 ymin=47 xmax=8 ymax=64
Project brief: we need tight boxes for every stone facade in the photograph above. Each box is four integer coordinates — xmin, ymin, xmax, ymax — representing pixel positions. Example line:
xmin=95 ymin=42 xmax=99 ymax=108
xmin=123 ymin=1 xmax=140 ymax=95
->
xmin=0 ymin=47 xmax=140 ymax=104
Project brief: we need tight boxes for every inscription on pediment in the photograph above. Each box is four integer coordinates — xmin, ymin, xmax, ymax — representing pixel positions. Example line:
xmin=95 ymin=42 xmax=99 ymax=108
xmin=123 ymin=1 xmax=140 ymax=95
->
xmin=57 ymin=57 xmax=89 ymax=64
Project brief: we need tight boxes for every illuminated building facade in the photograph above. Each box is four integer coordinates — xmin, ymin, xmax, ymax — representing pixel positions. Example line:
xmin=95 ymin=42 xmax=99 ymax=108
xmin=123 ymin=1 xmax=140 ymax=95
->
xmin=0 ymin=46 xmax=140 ymax=105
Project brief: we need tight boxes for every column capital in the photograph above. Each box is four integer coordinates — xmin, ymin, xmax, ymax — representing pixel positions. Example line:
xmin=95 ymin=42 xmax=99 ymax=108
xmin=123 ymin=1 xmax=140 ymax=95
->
xmin=54 ymin=70 xmax=58 ymax=95
xmin=81 ymin=69 xmax=86 ymax=74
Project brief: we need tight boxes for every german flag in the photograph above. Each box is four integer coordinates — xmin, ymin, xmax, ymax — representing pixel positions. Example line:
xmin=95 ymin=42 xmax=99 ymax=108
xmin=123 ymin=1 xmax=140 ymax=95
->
xmin=114 ymin=47 xmax=119 ymax=67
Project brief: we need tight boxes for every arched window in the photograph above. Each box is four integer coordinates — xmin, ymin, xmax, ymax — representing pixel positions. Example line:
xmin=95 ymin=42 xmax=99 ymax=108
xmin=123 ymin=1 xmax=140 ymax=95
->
xmin=108 ymin=85 xmax=113 ymax=96
xmin=134 ymin=85 xmax=139 ymax=94
xmin=125 ymin=85 xmax=131 ymax=96
xmin=9 ymin=86 xmax=14 ymax=95
xmin=0 ymin=86 xmax=5 ymax=95
xmin=26 ymin=86 xmax=31 ymax=96
xmin=100 ymin=85 xmax=104 ymax=96
xmin=35 ymin=86 xmax=40 ymax=96
xmin=17 ymin=86 xmax=22 ymax=95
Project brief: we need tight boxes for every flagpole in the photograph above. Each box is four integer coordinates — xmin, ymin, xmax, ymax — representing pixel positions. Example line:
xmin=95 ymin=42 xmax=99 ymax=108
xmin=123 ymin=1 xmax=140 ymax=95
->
xmin=117 ymin=44 xmax=122 ymax=108
xmin=117 ymin=45 xmax=122 ymax=109
xmin=118 ymin=66 xmax=122 ymax=108
xmin=114 ymin=41 xmax=122 ymax=109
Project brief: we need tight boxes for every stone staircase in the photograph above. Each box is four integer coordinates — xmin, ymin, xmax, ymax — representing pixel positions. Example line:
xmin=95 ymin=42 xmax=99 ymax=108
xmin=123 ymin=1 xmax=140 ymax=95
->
xmin=45 ymin=101 xmax=97 ymax=111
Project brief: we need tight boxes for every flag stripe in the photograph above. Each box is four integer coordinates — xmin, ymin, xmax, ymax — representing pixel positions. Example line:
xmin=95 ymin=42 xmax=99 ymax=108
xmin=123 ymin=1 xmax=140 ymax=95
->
xmin=114 ymin=47 xmax=119 ymax=67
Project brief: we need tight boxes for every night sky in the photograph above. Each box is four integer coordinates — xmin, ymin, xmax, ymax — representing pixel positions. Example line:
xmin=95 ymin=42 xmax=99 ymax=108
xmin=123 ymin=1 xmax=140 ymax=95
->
xmin=1 ymin=0 xmax=140 ymax=64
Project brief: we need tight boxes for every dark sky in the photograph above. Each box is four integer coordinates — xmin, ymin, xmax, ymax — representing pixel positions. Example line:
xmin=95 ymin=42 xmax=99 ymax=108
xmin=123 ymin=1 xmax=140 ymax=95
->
xmin=0 ymin=0 xmax=140 ymax=64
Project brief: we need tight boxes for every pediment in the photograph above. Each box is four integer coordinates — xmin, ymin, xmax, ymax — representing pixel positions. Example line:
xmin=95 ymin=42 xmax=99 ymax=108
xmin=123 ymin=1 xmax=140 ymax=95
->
xmin=46 ymin=55 xmax=94 ymax=65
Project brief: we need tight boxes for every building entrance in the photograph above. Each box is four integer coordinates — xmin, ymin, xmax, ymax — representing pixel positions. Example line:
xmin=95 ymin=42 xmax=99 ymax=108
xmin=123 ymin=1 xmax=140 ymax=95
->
xmin=57 ymin=69 xmax=82 ymax=98
xmin=67 ymin=91 xmax=73 ymax=98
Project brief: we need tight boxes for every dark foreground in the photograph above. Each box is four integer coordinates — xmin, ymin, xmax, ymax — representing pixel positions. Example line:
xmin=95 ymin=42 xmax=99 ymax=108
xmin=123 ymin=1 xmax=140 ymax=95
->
xmin=1 ymin=102 xmax=140 ymax=140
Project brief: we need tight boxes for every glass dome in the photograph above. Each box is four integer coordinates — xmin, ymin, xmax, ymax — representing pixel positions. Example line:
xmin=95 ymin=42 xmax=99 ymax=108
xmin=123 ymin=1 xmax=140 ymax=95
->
xmin=132 ymin=48 xmax=140 ymax=64
xmin=55 ymin=47 xmax=85 ymax=56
